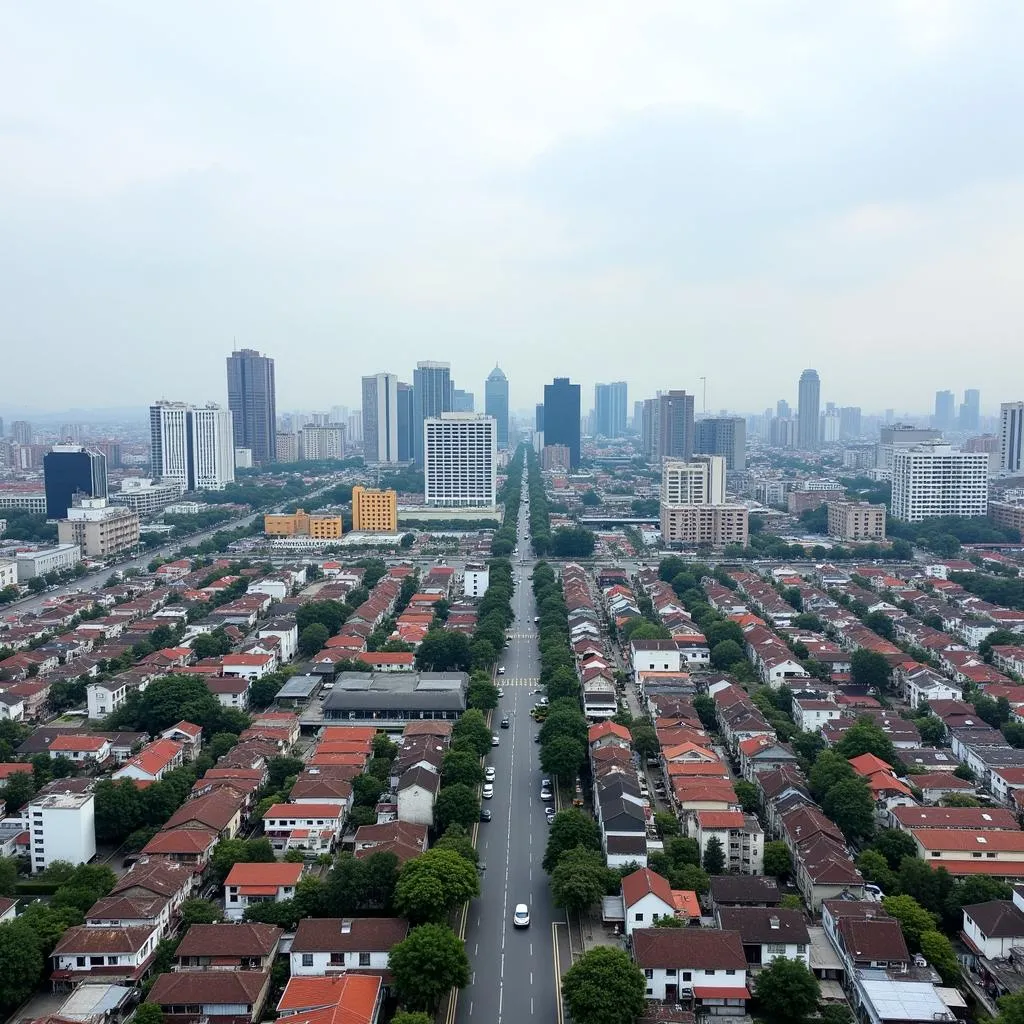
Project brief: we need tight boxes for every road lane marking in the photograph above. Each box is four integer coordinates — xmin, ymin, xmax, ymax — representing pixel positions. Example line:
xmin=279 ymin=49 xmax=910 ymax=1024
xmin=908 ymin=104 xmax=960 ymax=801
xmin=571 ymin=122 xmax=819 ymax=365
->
xmin=552 ymin=922 xmax=564 ymax=1024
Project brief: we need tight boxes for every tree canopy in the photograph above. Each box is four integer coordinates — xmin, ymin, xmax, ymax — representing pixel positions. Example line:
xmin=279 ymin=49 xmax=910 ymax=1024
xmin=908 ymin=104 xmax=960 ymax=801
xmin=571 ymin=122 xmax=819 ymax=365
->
xmin=561 ymin=947 xmax=647 ymax=1024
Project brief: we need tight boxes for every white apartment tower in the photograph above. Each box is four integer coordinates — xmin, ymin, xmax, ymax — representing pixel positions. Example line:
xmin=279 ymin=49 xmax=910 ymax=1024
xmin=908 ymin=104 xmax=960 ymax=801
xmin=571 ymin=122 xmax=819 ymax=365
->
xmin=150 ymin=402 xmax=235 ymax=490
xmin=890 ymin=444 xmax=989 ymax=522
xmin=361 ymin=373 xmax=399 ymax=464
xmin=661 ymin=456 xmax=726 ymax=505
xmin=1000 ymin=402 xmax=1024 ymax=476
xmin=28 ymin=791 xmax=96 ymax=874
xmin=424 ymin=413 xmax=497 ymax=507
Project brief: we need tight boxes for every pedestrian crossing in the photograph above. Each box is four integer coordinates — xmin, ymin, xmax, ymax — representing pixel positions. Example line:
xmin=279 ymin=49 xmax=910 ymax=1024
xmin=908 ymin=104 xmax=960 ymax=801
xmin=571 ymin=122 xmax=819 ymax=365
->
xmin=505 ymin=632 xmax=535 ymax=639
xmin=498 ymin=677 xmax=540 ymax=687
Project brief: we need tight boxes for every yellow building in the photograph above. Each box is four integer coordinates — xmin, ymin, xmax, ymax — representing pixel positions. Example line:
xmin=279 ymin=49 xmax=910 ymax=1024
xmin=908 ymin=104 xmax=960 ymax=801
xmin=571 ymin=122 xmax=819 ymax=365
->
xmin=351 ymin=486 xmax=398 ymax=533
xmin=264 ymin=508 xmax=343 ymax=539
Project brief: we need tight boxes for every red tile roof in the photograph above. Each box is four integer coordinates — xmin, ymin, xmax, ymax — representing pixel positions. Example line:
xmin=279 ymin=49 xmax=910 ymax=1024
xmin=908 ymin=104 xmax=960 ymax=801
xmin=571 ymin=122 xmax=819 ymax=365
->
xmin=621 ymin=867 xmax=674 ymax=908
xmin=224 ymin=862 xmax=303 ymax=887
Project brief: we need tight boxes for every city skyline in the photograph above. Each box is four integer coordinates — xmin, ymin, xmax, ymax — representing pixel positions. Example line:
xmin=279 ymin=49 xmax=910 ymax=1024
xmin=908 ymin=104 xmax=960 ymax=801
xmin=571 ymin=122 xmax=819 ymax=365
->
xmin=2 ymin=6 xmax=1024 ymax=411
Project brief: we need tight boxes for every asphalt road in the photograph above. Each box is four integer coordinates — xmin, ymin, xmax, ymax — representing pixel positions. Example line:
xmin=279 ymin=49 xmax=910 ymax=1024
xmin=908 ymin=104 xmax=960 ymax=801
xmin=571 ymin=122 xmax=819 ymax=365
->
xmin=454 ymin=489 xmax=561 ymax=1024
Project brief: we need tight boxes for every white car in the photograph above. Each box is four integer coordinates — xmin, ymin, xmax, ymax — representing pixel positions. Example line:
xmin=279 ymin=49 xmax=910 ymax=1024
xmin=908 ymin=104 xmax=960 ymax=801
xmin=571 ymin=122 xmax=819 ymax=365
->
xmin=483 ymin=783 xmax=494 ymax=799
xmin=491 ymin=734 xmax=500 ymax=746
xmin=496 ymin=688 xmax=505 ymax=697
xmin=497 ymin=666 xmax=506 ymax=675
xmin=485 ymin=766 xmax=496 ymax=781
xmin=513 ymin=903 xmax=530 ymax=928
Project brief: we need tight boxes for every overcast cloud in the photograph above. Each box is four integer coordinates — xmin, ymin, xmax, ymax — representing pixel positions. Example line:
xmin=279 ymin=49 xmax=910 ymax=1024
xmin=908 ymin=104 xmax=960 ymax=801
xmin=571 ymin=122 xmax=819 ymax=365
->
xmin=2 ymin=1 xmax=1023 ymax=418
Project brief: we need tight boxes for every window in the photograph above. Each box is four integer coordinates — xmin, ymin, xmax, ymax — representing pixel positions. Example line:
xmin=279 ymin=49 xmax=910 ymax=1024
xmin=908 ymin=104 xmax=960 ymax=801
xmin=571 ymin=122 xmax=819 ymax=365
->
xmin=726 ymin=969 xmax=736 ymax=976
xmin=797 ymin=944 xmax=807 ymax=954
xmin=767 ymin=944 xmax=785 ymax=955
xmin=635 ymin=912 xmax=644 ymax=921
xmin=90 ymin=956 xmax=104 ymax=966
xmin=644 ymin=969 xmax=653 ymax=979
xmin=76 ymin=957 xmax=86 ymax=967
xmin=666 ymin=969 xmax=676 ymax=977
xmin=682 ymin=972 xmax=692 ymax=981
xmin=359 ymin=952 xmax=371 ymax=967
xmin=301 ymin=954 xmax=313 ymax=967
xmin=706 ymin=970 xmax=716 ymax=976
xmin=107 ymin=956 xmax=119 ymax=965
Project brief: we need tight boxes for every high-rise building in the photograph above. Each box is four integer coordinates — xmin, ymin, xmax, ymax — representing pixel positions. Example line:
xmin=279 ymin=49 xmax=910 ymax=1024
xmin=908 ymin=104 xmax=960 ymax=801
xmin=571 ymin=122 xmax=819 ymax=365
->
xmin=535 ymin=404 xmax=545 ymax=432
xmin=397 ymin=383 xmax=414 ymax=462
xmin=424 ymin=413 xmax=497 ymax=507
xmin=959 ymin=389 xmax=981 ymax=432
xmin=839 ymin=407 xmax=862 ymax=439
xmin=150 ymin=402 xmax=235 ymax=491
xmin=694 ymin=417 xmax=746 ymax=471
xmin=1000 ymin=402 xmax=1024 ymax=476
xmin=361 ymin=373 xmax=399 ymax=464
xmin=226 ymin=348 xmax=277 ymax=464
xmin=299 ymin=424 xmax=345 ymax=461
xmin=642 ymin=391 xmax=695 ymax=463
xmin=797 ymin=369 xmax=821 ymax=450
xmin=58 ymin=497 xmax=140 ymax=558
xmin=484 ymin=366 xmax=510 ymax=450
xmin=661 ymin=457 xmax=726 ymax=505
xmin=543 ymin=378 xmax=581 ymax=469
xmin=594 ymin=382 xmax=628 ymax=438
xmin=275 ymin=433 xmax=299 ymax=463
xmin=776 ymin=400 xmax=791 ymax=420
xmin=43 ymin=445 xmax=108 ymax=519
xmin=453 ymin=389 xmax=475 ymax=413
xmin=412 ymin=361 xmax=452 ymax=467
xmin=934 ymin=390 xmax=956 ymax=430
xmin=351 ymin=486 xmax=398 ymax=532
xmin=11 ymin=421 xmax=32 ymax=446
xmin=659 ymin=456 xmax=747 ymax=546
xmin=890 ymin=444 xmax=989 ymax=522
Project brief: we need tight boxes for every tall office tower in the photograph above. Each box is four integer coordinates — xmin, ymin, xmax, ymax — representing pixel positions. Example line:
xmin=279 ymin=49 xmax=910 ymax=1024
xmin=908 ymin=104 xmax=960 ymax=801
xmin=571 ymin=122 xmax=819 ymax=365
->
xmin=661 ymin=456 xmax=726 ymax=505
xmin=959 ymin=389 xmax=981 ymax=432
xmin=821 ymin=410 xmax=841 ymax=443
xmin=59 ymin=424 xmax=83 ymax=443
xmin=632 ymin=401 xmax=643 ymax=433
xmin=891 ymin=444 xmax=989 ymax=522
xmin=535 ymin=404 xmax=545 ymax=432
xmin=934 ymin=390 xmax=956 ymax=429
xmin=694 ymin=417 xmax=746 ymax=471
xmin=839 ymin=407 xmax=863 ymax=439
xmin=654 ymin=391 xmax=695 ymax=462
xmin=424 ymin=413 xmax=497 ymax=507
xmin=347 ymin=412 xmax=362 ymax=446
xmin=299 ymin=424 xmax=346 ymax=461
xmin=797 ymin=369 xmax=821 ymax=450
xmin=453 ymin=389 xmax=475 ymax=412
xmin=543 ymin=377 xmax=582 ymax=469
xmin=44 ymin=445 xmax=108 ymax=519
xmin=1000 ymin=402 xmax=1024 ymax=475
xmin=484 ymin=366 xmax=510 ymax=450
xmin=594 ymin=382 xmax=628 ymax=438
xmin=361 ymin=373 xmax=399 ymax=464
xmin=11 ymin=421 xmax=32 ymax=445
xmin=226 ymin=348 xmax=277 ymax=464
xmin=776 ymin=400 xmax=791 ymax=420
xmin=412 ymin=361 xmax=452 ymax=467
xmin=330 ymin=405 xmax=349 ymax=424
xmin=150 ymin=402 xmax=236 ymax=491
xmin=397 ymin=383 xmax=414 ymax=462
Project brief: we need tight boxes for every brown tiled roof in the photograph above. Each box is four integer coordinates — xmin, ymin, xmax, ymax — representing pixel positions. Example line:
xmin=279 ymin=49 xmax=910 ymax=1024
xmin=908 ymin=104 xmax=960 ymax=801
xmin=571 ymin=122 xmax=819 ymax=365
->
xmin=837 ymin=917 xmax=909 ymax=963
xmin=163 ymin=790 xmax=243 ymax=832
xmin=176 ymin=923 xmax=283 ymax=957
xmin=621 ymin=868 xmax=674 ymax=909
xmin=112 ymin=859 xmax=194 ymax=898
xmin=149 ymin=969 xmax=270 ymax=1006
xmin=86 ymin=895 xmax=168 ymax=922
xmin=963 ymin=901 xmax=1024 ymax=938
xmin=290 ymin=917 xmax=409 ymax=953
xmin=632 ymin=928 xmax=746 ymax=970
xmin=53 ymin=925 xmax=155 ymax=955
xmin=709 ymin=875 xmax=781 ymax=905
xmin=716 ymin=907 xmax=810 ymax=945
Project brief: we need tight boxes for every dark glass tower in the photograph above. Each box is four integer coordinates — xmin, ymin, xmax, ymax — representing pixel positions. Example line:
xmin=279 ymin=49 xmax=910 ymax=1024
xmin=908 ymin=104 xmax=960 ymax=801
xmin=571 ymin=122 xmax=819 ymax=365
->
xmin=226 ymin=348 xmax=277 ymax=464
xmin=543 ymin=377 xmax=581 ymax=469
xmin=485 ymin=366 xmax=510 ymax=449
xmin=412 ymin=361 xmax=452 ymax=467
xmin=44 ymin=445 xmax=107 ymax=518
xmin=397 ymin=382 xmax=414 ymax=462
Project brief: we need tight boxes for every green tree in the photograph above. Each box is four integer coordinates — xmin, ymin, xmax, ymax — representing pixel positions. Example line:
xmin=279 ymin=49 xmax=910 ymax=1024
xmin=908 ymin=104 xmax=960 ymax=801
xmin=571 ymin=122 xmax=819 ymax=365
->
xmin=702 ymin=836 xmax=726 ymax=874
xmin=763 ymin=841 xmax=791 ymax=880
xmin=872 ymin=829 xmax=919 ymax=871
xmin=754 ymin=956 xmax=821 ymax=1024
xmin=734 ymin=780 xmax=759 ymax=814
xmin=898 ymin=857 xmax=954 ymax=917
xmin=434 ymin=783 xmax=481 ymax=832
xmin=551 ymin=848 xmax=609 ymax=913
xmin=539 ymin=706 xmax=588 ymax=748
xmin=543 ymin=809 xmax=601 ymax=873
xmin=808 ymin=750 xmax=854 ymax=802
xmin=0 ymin=858 xmax=18 ymax=897
xmin=433 ymin=824 xmax=479 ymax=866
xmin=415 ymin=629 xmax=472 ymax=672
xmin=850 ymin=649 xmax=891 ymax=691
xmin=134 ymin=1005 xmax=167 ymax=1024
xmin=710 ymin=639 xmax=745 ymax=670
xmin=541 ymin=734 xmax=585 ymax=784
xmin=629 ymin=721 xmax=659 ymax=759
xmin=122 ymin=674 xmax=222 ymax=734
xmin=466 ymin=678 xmax=499 ymax=710
xmin=562 ymin=947 xmax=646 ymax=1024
xmin=855 ymin=850 xmax=898 ymax=895
xmin=654 ymin=812 xmax=681 ymax=837
xmin=394 ymin=848 xmax=480 ymax=924
xmin=390 ymin=924 xmax=470 ymax=1013
xmin=882 ymin=894 xmax=938 ymax=950
xmin=998 ymin=992 xmax=1024 ymax=1024
xmin=920 ymin=930 xmax=960 ymax=982
xmin=392 ymin=1014 xmax=432 ymax=1024
xmin=179 ymin=899 xmax=223 ymax=926
xmin=822 ymin=777 xmax=875 ymax=843
xmin=0 ymin=921 xmax=43 ymax=1008
xmin=298 ymin=623 xmax=330 ymax=657
xmin=835 ymin=718 xmax=898 ymax=767
xmin=441 ymin=749 xmax=484 ymax=788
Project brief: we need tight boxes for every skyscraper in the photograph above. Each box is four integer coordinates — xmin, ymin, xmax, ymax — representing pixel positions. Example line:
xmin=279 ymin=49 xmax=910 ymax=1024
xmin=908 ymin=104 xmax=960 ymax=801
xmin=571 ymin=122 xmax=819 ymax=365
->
xmin=543 ymin=378 xmax=581 ymax=469
xmin=452 ymin=389 xmax=475 ymax=412
xmin=535 ymin=404 xmax=545 ymax=432
xmin=424 ymin=413 xmax=497 ymax=507
xmin=412 ymin=361 xmax=452 ymax=467
xmin=150 ymin=402 xmax=235 ymax=491
xmin=694 ymin=417 xmax=746 ymax=471
xmin=959 ymin=389 xmax=981 ymax=432
xmin=44 ymin=445 xmax=108 ymax=518
xmin=797 ymin=369 xmax=821 ymax=450
xmin=396 ymin=383 xmax=414 ymax=462
xmin=361 ymin=373 xmax=399 ymax=464
xmin=11 ymin=421 xmax=32 ymax=445
xmin=642 ymin=391 xmax=695 ymax=462
xmin=1000 ymin=402 xmax=1024 ymax=476
xmin=594 ymin=382 xmax=628 ymax=438
xmin=226 ymin=349 xmax=277 ymax=464
xmin=485 ymin=366 xmax=510 ymax=450
xmin=934 ymin=390 xmax=955 ymax=430
xmin=839 ymin=407 xmax=862 ymax=439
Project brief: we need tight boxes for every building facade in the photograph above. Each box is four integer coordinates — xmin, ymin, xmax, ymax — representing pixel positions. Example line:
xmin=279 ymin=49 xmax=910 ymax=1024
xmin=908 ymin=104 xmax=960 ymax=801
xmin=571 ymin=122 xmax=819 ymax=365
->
xmin=643 ymin=391 xmax=696 ymax=463
xmin=298 ymin=425 xmax=345 ymax=461
xmin=594 ymin=382 xmax=628 ymax=438
xmin=226 ymin=348 xmax=277 ymax=464
xmin=890 ymin=444 xmax=989 ymax=522
xmin=662 ymin=457 xmax=726 ymax=505
xmin=1000 ymin=402 xmax=1024 ymax=476
xmin=351 ymin=487 xmax=398 ymax=532
xmin=57 ymin=498 xmax=140 ymax=557
xmin=797 ymin=369 xmax=821 ymax=450
xmin=361 ymin=373 xmax=399 ymax=464
xmin=15 ymin=544 xmax=81 ymax=581
xmin=826 ymin=501 xmax=887 ymax=541
xmin=264 ymin=509 xmax=343 ymax=539
xmin=150 ymin=402 xmax=236 ymax=491
xmin=28 ymin=791 xmax=96 ymax=874
xmin=412 ymin=361 xmax=452 ymax=467
xmin=484 ymin=366 xmax=510 ymax=450
xmin=695 ymin=418 xmax=746 ymax=471
xmin=543 ymin=377 xmax=582 ymax=469
xmin=43 ymin=445 xmax=108 ymax=519
xmin=111 ymin=478 xmax=183 ymax=516
xmin=424 ymin=414 xmax=497 ymax=507
xmin=660 ymin=505 xmax=749 ymax=547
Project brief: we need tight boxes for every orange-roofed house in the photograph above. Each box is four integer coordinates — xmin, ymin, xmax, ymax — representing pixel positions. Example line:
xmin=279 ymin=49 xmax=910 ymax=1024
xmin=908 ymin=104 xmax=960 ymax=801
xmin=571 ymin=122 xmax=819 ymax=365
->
xmin=353 ymin=652 xmax=415 ymax=672
xmin=320 ymin=726 xmax=378 ymax=743
xmin=225 ymin=862 xmax=303 ymax=921
xmin=662 ymin=742 xmax=719 ymax=765
xmin=113 ymin=738 xmax=185 ymax=783
xmin=672 ymin=890 xmax=701 ymax=920
xmin=262 ymin=803 xmax=344 ymax=857
xmin=310 ymin=751 xmax=368 ymax=768
xmin=910 ymin=828 xmax=1024 ymax=875
xmin=0 ymin=762 xmax=33 ymax=786
xmin=276 ymin=974 xmax=383 ymax=1024
xmin=221 ymin=653 xmax=274 ymax=680
xmin=588 ymin=721 xmax=631 ymax=750
xmin=672 ymin=778 xmax=737 ymax=814
xmin=695 ymin=810 xmax=764 ymax=874
xmin=47 ymin=734 xmax=112 ymax=763
xmin=621 ymin=867 xmax=676 ymax=937
xmin=161 ymin=721 xmax=203 ymax=761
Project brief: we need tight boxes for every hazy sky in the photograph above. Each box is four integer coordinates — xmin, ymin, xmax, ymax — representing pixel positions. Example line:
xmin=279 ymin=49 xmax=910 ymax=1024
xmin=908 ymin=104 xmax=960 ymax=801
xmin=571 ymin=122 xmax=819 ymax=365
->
xmin=3 ymin=2 xmax=1023 ymax=418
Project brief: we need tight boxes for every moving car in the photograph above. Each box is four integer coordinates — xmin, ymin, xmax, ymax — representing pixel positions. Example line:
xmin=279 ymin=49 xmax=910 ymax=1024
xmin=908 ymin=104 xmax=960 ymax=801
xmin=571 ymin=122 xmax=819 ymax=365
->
xmin=483 ymin=783 xmax=494 ymax=799
xmin=485 ymin=766 xmax=496 ymax=781
xmin=480 ymin=808 xmax=492 ymax=822
xmin=513 ymin=904 xmax=530 ymax=928
xmin=545 ymin=809 xmax=556 ymax=825
xmin=497 ymin=666 xmax=506 ymax=675
xmin=491 ymin=734 xmax=500 ymax=746
xmin=500 ymin=716 xmax=510 ymax=729
xmin=496 ymin=687 xmax=505 ymax=697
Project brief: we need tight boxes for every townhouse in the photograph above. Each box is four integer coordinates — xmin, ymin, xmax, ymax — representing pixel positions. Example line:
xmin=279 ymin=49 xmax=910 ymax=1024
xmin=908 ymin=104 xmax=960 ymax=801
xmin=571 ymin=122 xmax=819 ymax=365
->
xmin=262 ymin=803 xmax=344 ymax=856
xmin=147 ymin=969 xmax=272 ymax=1024
xmin=288 ymin=917 xmax=409 ymax=976
xmin=175 ymin=922 xmax=283 ymax=971
xmin=224 ymin=862 xmax=303 ymax=922
xmin=716 ymin=907 xmax=811 ymax=970
xmin=113 ymin=738 xmax=185 ymax=783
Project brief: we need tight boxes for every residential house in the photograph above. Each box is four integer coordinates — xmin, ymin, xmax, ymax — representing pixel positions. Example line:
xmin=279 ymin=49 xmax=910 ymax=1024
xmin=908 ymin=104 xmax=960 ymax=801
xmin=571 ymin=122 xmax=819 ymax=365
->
xmin=352 ymin=820 xmax=428 ymax=863
xmin=792 ymin=698 xmax=844 ymax=735
xmin=140 ymin=827 xmax=218 ymax=870
xmin=261 ymin=803 xmax=343 ymax=857
xmin=276 ymin=974 xmax=383 ymax=1024
xmin=621 ymin=868 xmax=677 ymax=938
xmin=51 ymin=924 xmax=161 ymax=987
xmin=288 ymin=917 xmax=409 ymax=976
xmin=113 ymin=738 xmax=184 ymax=783
xmin=207 ymin=676 xmax=252 ymax=709
xmin=396 ymin=767 xmax=440 ymax=827
xmin=694 ymin=811 xmax=764 ymax=875
xmin=715 ymin=907 xmax=811 ymax=969
xmin=85 ymin=894 xmax=172 ymax=938
xmin=909 ymin=829 xmax=1024 ymax=875
xmin=708 ymin=876 xmax=781 ymax=914
xmin=161 ymin=721 xmax=203 ymax=761
xmin=175 ymin=923 xmax=283 ymax=970
xmin=224 ymin=862 xmax=303 ymax=922
xmin=147 ymin=969 xmax=272 ymax=1024
xmin=164 ymin=789 xmax=245 ymax=839
xmin=111 ymin=858 xmax=195 ymax=914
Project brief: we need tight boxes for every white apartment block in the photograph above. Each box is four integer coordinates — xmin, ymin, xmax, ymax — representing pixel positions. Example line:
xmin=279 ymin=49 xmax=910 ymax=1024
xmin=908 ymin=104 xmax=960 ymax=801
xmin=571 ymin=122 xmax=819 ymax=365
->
xmin=15 ymin=544 xmax=81 ymax=581
xmin=150 ymin=402 xmax=235 ymax=491
xmin=361 ymin=374 xmax=399 ymax=464
xmin=0 ymin=560 xmax=16 ymax=589
xmin=28 ymin=792 xmax=96 ymax=874
xmin=110 ymin=478 xmax=183 ymax=515
xmin=1001 ymin=402 xmax=1024 ymax=476
xmin=424 ymin=413 xmax=497 ymax=507
xmin=890 ymin=444 xmax=989 ymax=522
xmin=299 ymin=425 xmax=346 ymax=461
xmin=661 ymin=456 xmax=726 ymax=505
